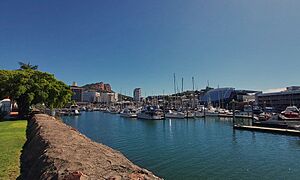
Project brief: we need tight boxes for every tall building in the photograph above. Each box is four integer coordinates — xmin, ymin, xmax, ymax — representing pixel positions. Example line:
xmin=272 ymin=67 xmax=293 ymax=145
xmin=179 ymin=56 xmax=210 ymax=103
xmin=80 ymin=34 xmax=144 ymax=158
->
xmin=133 ymin=88 xmax=142 ymax=101
xmin=70 ymin=82 xmax=83 ymax=102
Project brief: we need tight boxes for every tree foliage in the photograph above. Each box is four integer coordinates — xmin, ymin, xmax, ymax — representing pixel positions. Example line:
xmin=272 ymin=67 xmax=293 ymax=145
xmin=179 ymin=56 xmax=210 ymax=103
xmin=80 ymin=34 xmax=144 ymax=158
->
xmin=0 ymin=69 xmax=72 ymax=117
xmin=18 ymin=62 xmax=38 ymax=70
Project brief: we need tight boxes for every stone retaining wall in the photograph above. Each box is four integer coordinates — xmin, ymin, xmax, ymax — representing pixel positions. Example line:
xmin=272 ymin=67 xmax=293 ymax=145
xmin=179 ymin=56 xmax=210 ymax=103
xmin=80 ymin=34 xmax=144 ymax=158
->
xmin=20 ymin=114 xmax=161 ymax=180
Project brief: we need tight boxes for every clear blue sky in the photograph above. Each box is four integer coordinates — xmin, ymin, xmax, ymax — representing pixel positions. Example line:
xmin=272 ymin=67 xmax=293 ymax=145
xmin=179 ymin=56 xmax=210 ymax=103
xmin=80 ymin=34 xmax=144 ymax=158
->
xmin=1 ymin=0 xmax=300 ymax=96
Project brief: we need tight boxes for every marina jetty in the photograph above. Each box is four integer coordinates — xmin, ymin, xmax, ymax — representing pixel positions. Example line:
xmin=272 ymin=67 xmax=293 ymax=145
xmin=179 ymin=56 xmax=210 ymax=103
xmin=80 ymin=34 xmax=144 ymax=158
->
xmin=20 ymin=114 xmax=161 ymax=180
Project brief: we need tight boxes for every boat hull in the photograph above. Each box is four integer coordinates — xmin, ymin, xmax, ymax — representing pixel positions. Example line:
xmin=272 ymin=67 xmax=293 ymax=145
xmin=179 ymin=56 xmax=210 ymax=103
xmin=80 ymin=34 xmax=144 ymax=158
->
xmin=279 ymin=114 xmax=300 ymax=121
xmin=165 ymin=114 xmax=185 ymax=119
xmin=137 ymin=113 xmax=164 ymax=120
xmin=195 ymin=112 xmax=205 ymax=118
xmin=120 ymin=113 xmax=137 ymax=118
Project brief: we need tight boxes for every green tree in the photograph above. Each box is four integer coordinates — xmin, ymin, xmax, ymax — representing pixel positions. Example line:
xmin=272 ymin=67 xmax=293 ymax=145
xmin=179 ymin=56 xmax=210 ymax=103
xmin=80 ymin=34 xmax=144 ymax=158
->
xmin=18 ymin=62 xmax=38 ymax=70
xmin=0 ymin=69 xmax=72 ymax=117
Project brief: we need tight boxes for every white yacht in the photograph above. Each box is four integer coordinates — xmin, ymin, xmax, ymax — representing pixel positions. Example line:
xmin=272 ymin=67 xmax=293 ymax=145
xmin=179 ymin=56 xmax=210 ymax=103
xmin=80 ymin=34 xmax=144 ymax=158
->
xmin=137 ymin=106 xmax=164 ymax=120
xmin=205 ymin=105 xmax=219 ymax=117
xmin=165 ymin=110 xmax=185 ymax=119
xmin=120 ymin=108 xmax=137 ymax=118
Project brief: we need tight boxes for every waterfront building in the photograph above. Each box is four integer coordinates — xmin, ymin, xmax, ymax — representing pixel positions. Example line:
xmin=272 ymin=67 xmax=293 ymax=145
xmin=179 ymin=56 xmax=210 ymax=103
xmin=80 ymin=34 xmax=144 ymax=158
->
xmin=200 ymin=87 xmax=258 ymax=109
xmin=70 ymin=82 xmax=83 ymax=102
xmin=100 ymin=92 xmax=118 ymax=104
xmin=82 ymin=91 xmax=101 ymax=103
xmin=200 ymin=88 xmax=235 ymax=107
xmin=256 ymin=86 xmax=300 ymax=112
xmin=133 ymin=88 xmax=142 ymax=101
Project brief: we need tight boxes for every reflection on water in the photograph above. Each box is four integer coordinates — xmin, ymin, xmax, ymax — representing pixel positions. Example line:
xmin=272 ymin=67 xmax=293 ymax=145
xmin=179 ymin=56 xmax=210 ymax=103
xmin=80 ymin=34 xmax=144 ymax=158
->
xmin=63 ymin=112 xmax=300 ymax=180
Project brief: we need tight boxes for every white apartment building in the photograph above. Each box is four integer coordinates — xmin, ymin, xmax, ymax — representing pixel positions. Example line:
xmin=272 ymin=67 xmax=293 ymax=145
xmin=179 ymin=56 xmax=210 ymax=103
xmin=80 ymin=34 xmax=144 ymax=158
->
xmin=82 ymin=91 xmax=101 ymax=103
xmin=100 ymin=92 xmax=118 ymax=104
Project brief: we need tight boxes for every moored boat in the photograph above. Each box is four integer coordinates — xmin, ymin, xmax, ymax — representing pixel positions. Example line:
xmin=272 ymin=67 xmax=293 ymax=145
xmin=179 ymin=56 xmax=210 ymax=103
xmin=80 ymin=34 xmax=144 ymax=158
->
xmin=165 ymin=110 xmax=185 ymax=119
xmin=184 ymin=111 xmax=195 ymax=118
xmin=195 ymin=110 xmax=205 ymax=118
xmin=137 ymin=106 xmax=164 ymax=120
xmin=279 ymin=106 xmax=300 ymax=120
xmin=120 ymin=108 xmax=137 ymax=118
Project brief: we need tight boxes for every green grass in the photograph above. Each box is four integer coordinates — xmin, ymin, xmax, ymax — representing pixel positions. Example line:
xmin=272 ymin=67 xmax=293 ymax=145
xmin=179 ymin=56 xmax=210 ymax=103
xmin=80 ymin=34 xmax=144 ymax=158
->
xmin=0 ymin=120 xmax=27 ymax=180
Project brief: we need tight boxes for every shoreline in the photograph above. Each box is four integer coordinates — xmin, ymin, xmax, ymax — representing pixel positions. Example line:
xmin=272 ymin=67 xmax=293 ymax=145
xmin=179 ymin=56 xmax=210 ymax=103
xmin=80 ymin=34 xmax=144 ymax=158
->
xmin=20 ymin=114 xmax=161 ymax=180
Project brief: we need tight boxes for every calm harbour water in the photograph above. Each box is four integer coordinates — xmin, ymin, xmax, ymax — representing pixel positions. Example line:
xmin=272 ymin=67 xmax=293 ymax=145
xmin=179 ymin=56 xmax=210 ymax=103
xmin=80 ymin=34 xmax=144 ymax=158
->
xmin=62 ymin=111 xmax=300 ymax=180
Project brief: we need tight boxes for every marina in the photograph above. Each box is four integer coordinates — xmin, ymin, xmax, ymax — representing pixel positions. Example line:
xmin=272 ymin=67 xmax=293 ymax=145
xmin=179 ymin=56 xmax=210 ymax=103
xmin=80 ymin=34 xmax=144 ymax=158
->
xmin=2 ymin=1 xmax=300 ymax=179
xmin=62 ymin=111 xmax=300 ymax=180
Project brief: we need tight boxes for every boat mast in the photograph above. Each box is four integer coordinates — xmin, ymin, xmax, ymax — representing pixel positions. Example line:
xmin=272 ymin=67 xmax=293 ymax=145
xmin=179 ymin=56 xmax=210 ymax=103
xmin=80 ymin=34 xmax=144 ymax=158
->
xmin=173 ymin=73 xmax=177 ymax=109
xmin=218 ymin=84 xmax=221 ymax=109
xmin=181 ymin=77 xmax=184 ymax=110
xmin=173 ymin=73 xmax=176 ymax=95
xmin=182 ymin=78 xmax=184 ymax=93
xmin=192 ymin=77 xmax=195 ymax=109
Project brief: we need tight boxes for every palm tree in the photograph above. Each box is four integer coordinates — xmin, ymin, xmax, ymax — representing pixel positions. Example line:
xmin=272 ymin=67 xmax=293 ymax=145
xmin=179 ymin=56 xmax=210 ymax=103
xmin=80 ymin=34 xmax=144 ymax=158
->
xmin=18 ymin=62 xmax=38 ymax=70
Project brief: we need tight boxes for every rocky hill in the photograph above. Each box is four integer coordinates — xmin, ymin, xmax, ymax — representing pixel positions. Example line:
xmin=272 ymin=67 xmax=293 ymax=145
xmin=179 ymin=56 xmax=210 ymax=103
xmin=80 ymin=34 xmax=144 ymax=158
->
xmin=81 ymin=82 xmax=134 ymax=101
xmin=81 ymin=82 xmax=112 ymax=93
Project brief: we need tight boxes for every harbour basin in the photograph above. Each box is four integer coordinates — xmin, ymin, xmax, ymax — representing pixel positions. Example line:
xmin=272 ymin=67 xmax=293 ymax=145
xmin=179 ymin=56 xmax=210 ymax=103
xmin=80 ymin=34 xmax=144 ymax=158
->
xmin=62 ymin=111 xmax=300 ymax=180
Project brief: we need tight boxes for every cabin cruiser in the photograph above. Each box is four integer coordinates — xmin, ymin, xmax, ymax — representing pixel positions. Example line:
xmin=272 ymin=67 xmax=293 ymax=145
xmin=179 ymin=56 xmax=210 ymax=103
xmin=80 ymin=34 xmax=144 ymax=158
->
xmin=80 ymin=106 xmax=87 ymax=111
xmin=195 ymin=110 xmax=205 ymax=118
xmin=108 ymin=107 xmax=120 ymax=114
xmin=58 ymin=106 xmax=81 ymax=116
xmin=235 ymin=105 xmax=253 ymax=118
xmin=70 ymin=109 xmax=81 ymax=116
xmin=251 ymin=106 xmax=263 ymax=115
xmin=70 ymin=105 xmax=81 ymax=116
xmin=137 ymin=106 xmax=164 ymax=120
xmin=257 ymin=112 xmax=273 ymax=121
xmin=120 ymin=108 xmax=137 ymax=118
xmin=165 ymin=110 xmax=185 ymax=119
xmin=92 ymin=107 xmax=100 ymax=111
xmin=184 ymin=111 xmax=195 ymax=118
xmin=279 ymin=106 xmax=300 ymax=120
xmin=194 ymin=106 xmax=205 ymax=118
xmin=205 ymin=105 xmax=219 ymax=117
xmin=217 ymin=108 xmax=233 ymax=117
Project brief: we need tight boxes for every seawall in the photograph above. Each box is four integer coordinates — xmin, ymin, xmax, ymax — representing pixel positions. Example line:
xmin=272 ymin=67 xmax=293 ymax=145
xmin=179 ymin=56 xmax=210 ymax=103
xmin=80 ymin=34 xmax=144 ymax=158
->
xmin=20 ymin=114 xmax=161 ymax=180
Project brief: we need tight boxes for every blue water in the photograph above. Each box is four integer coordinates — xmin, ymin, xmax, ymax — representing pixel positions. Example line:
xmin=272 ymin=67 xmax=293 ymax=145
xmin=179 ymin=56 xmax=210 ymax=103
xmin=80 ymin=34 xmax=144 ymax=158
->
xmin=62 ymin=112 xmax=300 ymax=179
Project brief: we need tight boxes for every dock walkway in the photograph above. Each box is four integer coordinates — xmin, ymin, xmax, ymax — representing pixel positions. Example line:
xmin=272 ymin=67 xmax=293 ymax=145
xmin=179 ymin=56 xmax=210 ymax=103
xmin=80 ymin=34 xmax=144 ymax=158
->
xmin=233 ymin=125 xmax=300 ymax=136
